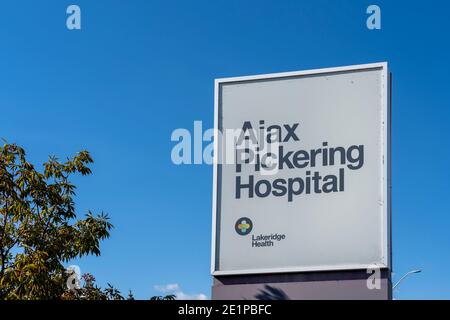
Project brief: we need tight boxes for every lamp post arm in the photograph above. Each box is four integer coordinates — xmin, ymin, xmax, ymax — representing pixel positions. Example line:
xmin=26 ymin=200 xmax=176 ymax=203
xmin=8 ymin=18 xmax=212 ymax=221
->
xmin=393 ymin=270 xmax=421 ymax=290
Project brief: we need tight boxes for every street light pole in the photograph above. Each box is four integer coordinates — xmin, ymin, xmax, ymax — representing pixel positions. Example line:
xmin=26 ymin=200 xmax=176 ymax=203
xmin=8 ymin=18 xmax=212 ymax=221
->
xmin=393 ymin=269 xmax=422 ymax=290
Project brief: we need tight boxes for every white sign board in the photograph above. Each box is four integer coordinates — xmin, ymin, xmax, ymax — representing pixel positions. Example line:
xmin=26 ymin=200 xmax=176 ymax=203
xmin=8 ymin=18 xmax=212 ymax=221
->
xmin=211 ymin=63 xmax=391 ymax=276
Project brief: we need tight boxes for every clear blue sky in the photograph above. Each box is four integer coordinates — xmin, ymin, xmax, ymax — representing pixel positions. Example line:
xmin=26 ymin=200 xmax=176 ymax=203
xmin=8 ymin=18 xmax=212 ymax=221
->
xmin=0 ymin=0 xmax=449 ymax=300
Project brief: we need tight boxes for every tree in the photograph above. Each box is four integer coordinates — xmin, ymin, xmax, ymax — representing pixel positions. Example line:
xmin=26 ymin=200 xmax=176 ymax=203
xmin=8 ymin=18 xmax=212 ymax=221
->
xmin=127 ymin=290 xmax=135 ymax=300
xmin=150 ymin=294 xmax=176 ymax=300
xmin=0 ymin=142 xmax=112 ymax=299
xmin=62 ymin=273 xmax=176 ymax=300
xmin=61 ymin=273 xmax=126 ymax=300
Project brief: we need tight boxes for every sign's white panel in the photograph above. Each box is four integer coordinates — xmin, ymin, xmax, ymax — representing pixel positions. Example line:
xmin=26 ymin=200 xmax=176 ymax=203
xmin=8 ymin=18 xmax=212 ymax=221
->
xmin=212 ymin=63 xmax=391 ymax=275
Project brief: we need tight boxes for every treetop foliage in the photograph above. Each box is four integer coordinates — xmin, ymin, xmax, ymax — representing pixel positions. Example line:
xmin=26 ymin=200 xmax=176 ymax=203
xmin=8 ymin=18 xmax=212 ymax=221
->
xmin=0 ymin=142 xmax=112 ymax=299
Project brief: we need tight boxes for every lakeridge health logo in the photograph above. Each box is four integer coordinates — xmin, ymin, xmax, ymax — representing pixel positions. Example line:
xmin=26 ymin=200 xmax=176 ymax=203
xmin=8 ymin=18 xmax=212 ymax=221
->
xmin=235 ymin=217 xmax=253 ymax=236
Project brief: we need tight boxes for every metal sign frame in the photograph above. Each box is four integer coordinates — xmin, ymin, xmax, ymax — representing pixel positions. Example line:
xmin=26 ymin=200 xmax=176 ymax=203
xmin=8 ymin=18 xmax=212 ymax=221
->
xmin=211 ymin=62 xmax=391 ymax=276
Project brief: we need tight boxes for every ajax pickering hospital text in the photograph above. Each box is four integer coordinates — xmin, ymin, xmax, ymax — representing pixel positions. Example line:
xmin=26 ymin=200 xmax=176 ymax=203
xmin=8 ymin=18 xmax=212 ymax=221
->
xmin=233 ymin=120 xmax=365 ymax=202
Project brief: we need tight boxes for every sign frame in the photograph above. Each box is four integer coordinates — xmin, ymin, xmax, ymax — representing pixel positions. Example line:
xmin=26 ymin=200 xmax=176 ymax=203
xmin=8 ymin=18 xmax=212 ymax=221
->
xmin=211 ymin=62 xmax=391 ymax=276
